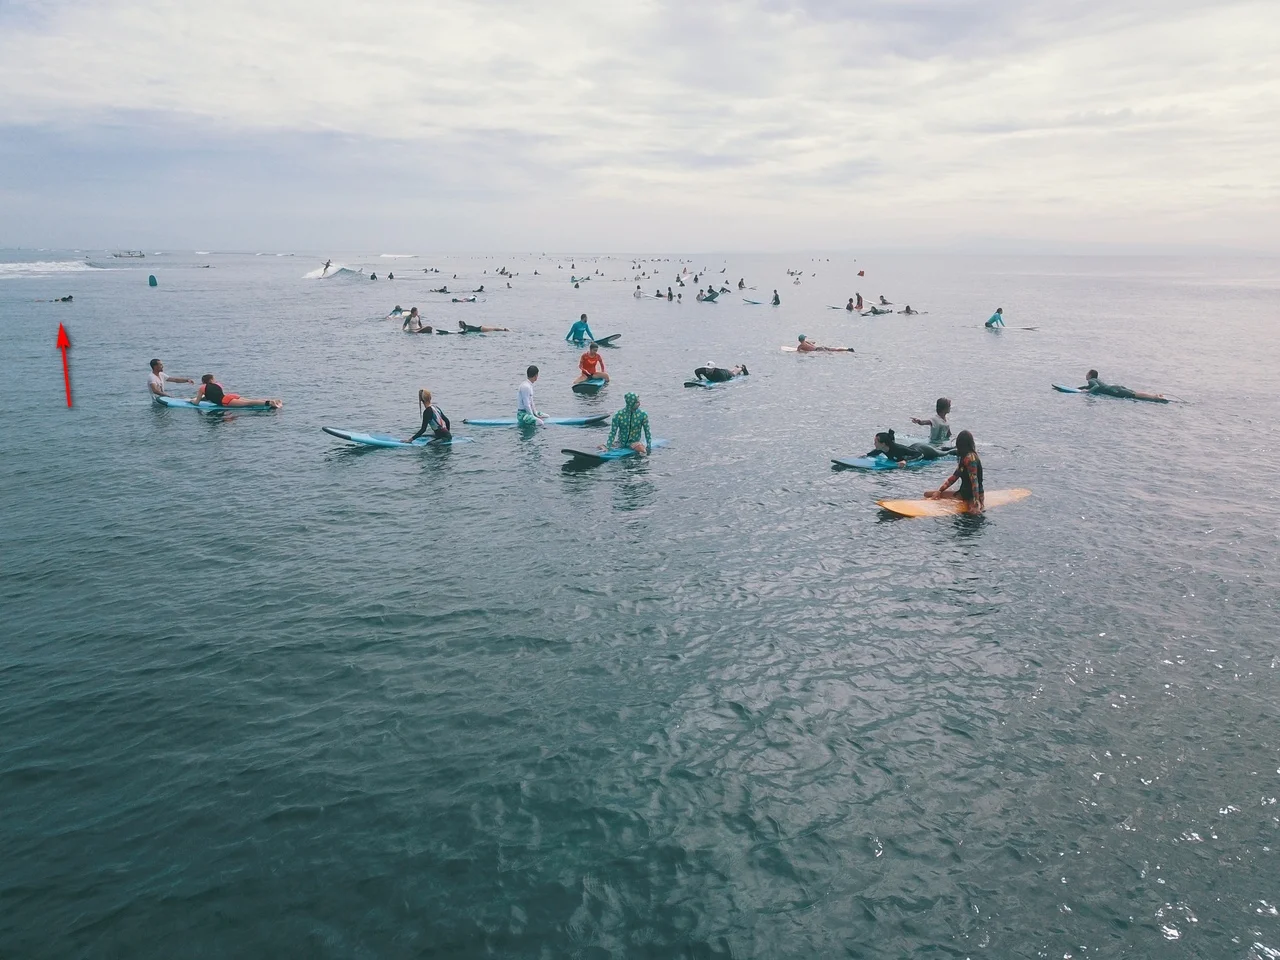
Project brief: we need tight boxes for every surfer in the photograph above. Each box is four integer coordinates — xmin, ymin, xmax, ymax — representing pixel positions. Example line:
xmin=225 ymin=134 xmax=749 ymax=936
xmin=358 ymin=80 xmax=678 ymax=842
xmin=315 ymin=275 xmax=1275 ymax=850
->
xmin=925 ymin=430 xmax=983 ymax=512
xmin=369 ymin=273 xmax=378 ymax=281
xmin=1078 ymin=369 xmax=1165 ymax=401
xmin=772 ymin=290 xmax=781 ymax=305
xmin=322 ymin=259 xmax=331 ymax=275
xmin=911 ymin=398 xmax=953 ymax=446
xmin=401 ymin=307 xmax=424 ymax=331
xmin=667 ymin=287 xmax=674 ymax=301
xmin=575 ymin=342 xmax=610 ymax=385
xmin=865 ymin=429 xmax=946 ymax=466
xmin=738 ymin=278 xmax=745 ymax=290
xmin=431 ymin=286 xmax=449 ymax=294
xmin=388 ymin=272 xmax=394 ymax=280
xmin=899 ymin=305 xmax=920 ymax=315
xmin=796 ymin=335 xmax=852 ymax=353
xmin=566 ymin=314 xmax=595 ymax=344
xmin=473 ymin=285 xmax=484 ymax=293
xmin=405 ymin=389 xmax=451 ymax=442
xmin=147 ymin=359 xmax=194 ymax=397
xmin=604 ymin=392 xmax=651 ymax=456
xmin=694 ymin=362 xmax=748 ymax=383
xmin=863 ymin=305 xmax=892 ymax=316
xmin=634 ymin=285 xmax=644 ymax=298
xmin=846 ymin=298 xmax=856 ymax=311
xmin=191 ymin=374 xmax=282 ymax=409
xmin=985 ymin=307 xmax=1005 ymax=328
xmin=458 ymin=321 xmax=510 ymax=333
xmin=879 ymin=295 xmax=892 ymax=305
xmin=855 ymin=293 xmax=864 ymax=310
xmin=517 ymin=366 xmax=545 ymax=427
xmin=696 ymin=290 xmax=705 ymax=301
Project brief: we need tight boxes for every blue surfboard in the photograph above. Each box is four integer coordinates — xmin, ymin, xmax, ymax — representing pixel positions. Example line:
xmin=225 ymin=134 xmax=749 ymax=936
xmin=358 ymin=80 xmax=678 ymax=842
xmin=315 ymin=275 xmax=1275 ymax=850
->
xmin=463 ymin=414 xmax=609 ymax=427
xmin=831 ymin=455 xmax=939 ymax=471
xmin=572 ymin=377 xmax=608 ymax=395
xmin=154 ymin=396 xmax=277 ymax=412
xmin=684 ymin=375 xmax=746 ymax=389
xmin=561 ymin=439 xmax=668 ymax=464
xmin=323 ymin=427 xmax=473 ymax=449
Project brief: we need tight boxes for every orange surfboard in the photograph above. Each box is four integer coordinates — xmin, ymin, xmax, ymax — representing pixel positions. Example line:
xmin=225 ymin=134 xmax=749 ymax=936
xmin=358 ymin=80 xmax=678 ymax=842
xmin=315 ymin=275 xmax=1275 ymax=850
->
xmin=877 ymin=488 xmax=1031 ymax=518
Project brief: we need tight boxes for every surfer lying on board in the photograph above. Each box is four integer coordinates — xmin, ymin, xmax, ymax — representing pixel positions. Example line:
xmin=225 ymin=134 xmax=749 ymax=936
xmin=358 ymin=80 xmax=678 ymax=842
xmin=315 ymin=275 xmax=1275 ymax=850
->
xmin=405 ymin=389 xmax=451 ymax=443
xmin=863 ymin=305 xmax=892 ymax=316
xmin=458 ymin=321 xmax=510 ymax=333
xmin=575 ymin=343 xmax=610 ymax=385
xmin=865 ymin=430 xmax=947 ymax=467
xmin=925 ymin=430 xmax=983 ymax=512
xmin=517 ymin=366 xmax=545 ymax=426
xmin=898 ymin=305 xmax=920 ymax=315
xmin=1079 ymin=369 xmax=1165 ymax=401
xmin=693 ymin=362 xmax=748 ymax=382
xmin=604 ymin=392 xmax=651 ymax=455
xmin=192 ymin=374 xmax=283 ymax=409
xmin=797 ymin=335 xmax=853 ymax=353
xmin=911 ymin=398 xmax=952 ymax=445
xmin=879 ymin=296 xmax=892 ymax=305
xmin=566 ymin=314 xmax=595 ymax=344
xmin=985 ymin=307 xmax=1005 ymax=328
xmin=148 ymin=359 xmax=194 ymax=397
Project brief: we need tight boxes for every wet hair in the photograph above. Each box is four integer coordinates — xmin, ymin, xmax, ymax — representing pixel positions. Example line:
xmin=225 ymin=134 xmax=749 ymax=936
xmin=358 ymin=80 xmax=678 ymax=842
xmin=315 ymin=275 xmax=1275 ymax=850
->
xmin=149 ymin=359 xmax=161 ymax=370
xmin=875 ymin=429 xmax=896 ymax=447
xmin=1086 ymin=369 xmax=1099 ymax=380
xmin=588 ymin=341 xmax=598 ymax=350
xmin=955 ymin=430 xmax=976 ymax=457
xmin=580 ymin=313 xmax=587 ymax=321
xmin=201 ymin=374 xmax=214 ymax=384
xmin=527 ymin=365 xmax=539 ymax=378
xmin=936 ymin=397 xmax=951 ymax=416
xmin=419 ymin=389 xmax=432 ymax=405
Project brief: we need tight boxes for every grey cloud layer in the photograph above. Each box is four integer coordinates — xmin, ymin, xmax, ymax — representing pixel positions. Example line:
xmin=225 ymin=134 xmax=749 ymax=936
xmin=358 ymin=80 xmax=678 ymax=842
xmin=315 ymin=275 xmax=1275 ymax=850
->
xmin=0 ymin=0 xmax=1277 ymax=249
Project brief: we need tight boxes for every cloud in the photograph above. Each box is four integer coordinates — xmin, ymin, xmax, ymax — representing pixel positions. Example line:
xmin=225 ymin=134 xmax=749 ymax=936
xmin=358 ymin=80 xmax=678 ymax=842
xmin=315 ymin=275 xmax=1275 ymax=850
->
xmin=0 ymin=0 xmax=1276 ymax=250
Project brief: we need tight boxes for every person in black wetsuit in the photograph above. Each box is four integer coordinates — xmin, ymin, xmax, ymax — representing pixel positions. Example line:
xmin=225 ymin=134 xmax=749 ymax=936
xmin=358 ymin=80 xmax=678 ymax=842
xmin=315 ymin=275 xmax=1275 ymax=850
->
xmin=1078 ymin=369 xmax=1165 ymax=402
xmin=864 ymin=429 xmax=944 ymax=466
xmin=693 ymin=362 xmax=749 ymax=382
xmin=405 ymin=389 xmax=451 ymax=443
xmin=771 ymin=290 xmax=781 ymax=305
xmin=192 ymin=373 xmax=282 ymax=409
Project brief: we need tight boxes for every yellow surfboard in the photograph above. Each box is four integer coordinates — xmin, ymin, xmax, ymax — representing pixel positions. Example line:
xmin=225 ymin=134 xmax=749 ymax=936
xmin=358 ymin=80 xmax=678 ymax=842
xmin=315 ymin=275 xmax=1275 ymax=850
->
xmin=877 ymin=488 xmax=1031 ymax=518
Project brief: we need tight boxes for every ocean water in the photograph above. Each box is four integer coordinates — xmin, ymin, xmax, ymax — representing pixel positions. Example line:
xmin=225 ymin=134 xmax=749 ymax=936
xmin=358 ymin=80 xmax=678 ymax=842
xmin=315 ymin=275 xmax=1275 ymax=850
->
xmin=2 ymin=249 xmax=1279 ymax=958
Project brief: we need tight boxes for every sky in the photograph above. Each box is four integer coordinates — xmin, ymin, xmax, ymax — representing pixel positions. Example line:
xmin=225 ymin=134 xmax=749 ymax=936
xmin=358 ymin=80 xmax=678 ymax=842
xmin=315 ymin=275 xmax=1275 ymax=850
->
xmin=1 ymin=0 xmax=1277 ymax=253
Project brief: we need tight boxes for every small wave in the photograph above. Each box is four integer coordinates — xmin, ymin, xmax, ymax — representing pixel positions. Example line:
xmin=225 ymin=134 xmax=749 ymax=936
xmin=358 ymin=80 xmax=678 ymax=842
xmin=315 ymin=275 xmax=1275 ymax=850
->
xmin=380 ymin=253 xmax=417 ymax=259
xmin=302 ymin=264 xmax=363 ymax=280
xmin=0 ymin=260 xmax=109 ymax=279
xmin=195 ymin=251 xmax=210 ymax=255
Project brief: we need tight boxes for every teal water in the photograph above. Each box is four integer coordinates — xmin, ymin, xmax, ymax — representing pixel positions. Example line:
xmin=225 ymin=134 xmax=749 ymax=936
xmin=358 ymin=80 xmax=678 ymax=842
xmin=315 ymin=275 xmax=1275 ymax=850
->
xmin=2 ymin=251 xmax=1279 ymax=958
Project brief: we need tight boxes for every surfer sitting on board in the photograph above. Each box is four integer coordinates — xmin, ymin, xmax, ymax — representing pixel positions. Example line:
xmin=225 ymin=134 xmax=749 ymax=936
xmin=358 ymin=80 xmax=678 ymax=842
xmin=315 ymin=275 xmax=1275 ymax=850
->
xmin=985 ymin=307 xmax=1005 ymax=328
xmin=865 ymin=429 xmax=946 ymax=467
xmin=925 ymin=430 xmax=983 ymax=512
xmin=772 ymin=290 xmax=781 ymax=305
xmin=796 ymin=335 xmax=852 ymax=353
xmin=566 ymin=314 xmax=595 ymax=345
xmin=911 ymin=398 xmax=952 ymax=446
xmin=879 ymin=295 xmax=892 ymax=305
xmin=192 ymin=374 xmax=283 ymax=409
xmin=405 ymin=389 xmax=451 ymax=443
xmin=604 ymin=392 xmax=651 ymax=456
xmin=1079 ymin=369 xmax=1165 ymax=402
xmin=575 ymin=343 xmax=610 ymax=385
xmin=846 ymin=298 xmax=856 ymax=311
xmin=693 ymin=362 xmax=748 ymax=383
xmin=517 ymin=366 xmax=544 ymax=427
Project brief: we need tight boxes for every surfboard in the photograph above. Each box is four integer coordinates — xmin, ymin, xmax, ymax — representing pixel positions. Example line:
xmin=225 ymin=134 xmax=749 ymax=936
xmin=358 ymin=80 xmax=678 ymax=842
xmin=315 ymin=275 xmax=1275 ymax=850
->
xmin=877 ymin=488 xmax=1031 ymax=517
xmin=684 ymin=375 xmax=746 ymax=389
xmin=153 ymin=396 xmax=277 ymax=411
xmin=463 ymin=414 xmax=609 ymax=427
xmin=450 ymin=296 xmax=477 ymax=303
xmin=572 ymin=377 xmax=608 ymax=395
xmin=591 ymin=334 xmax=621 ymax=347
xmin=1053 ymin=384 xmax=1169 ymax=403
xmin=832 ymin=455 xmax=940 ymax=471
xmin=561 ymin=439 xmax=668 ymax=464
xmin=322 ymin=427 xmax=473 ymax=449
xmin=743 ymin=298 xmax=762 ymax=304
xmin=781 ymin=345 xmax=854 ymax=352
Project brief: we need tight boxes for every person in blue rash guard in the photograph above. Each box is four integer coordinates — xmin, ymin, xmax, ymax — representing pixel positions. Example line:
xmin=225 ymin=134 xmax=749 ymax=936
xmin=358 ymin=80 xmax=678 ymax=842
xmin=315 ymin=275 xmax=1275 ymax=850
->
xmin=566 ymin=313 xmax=595 ymax=344
xmin=985 ymin=307 xmax=1005 ymax=327
xmin=605 ymin=392 xmax=652 ymax=455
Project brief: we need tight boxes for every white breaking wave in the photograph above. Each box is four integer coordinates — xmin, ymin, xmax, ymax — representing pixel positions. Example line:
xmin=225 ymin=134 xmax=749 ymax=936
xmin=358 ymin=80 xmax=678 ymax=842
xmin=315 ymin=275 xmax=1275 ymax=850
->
xmin=0 ymin=260 xmax=109 ymax=279
xmin=380 ymin=253 xmax=417 ymax=258
xmin=302 ymin=263 xmax=363 ymax=279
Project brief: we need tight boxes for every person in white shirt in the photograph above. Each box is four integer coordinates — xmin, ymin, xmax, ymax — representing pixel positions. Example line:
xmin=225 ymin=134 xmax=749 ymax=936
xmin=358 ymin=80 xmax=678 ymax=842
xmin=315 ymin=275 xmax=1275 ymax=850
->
xmin=517 ymin=365 xmax=544 ymax=426
xmin=911 ymin=397 xmax=953 ymax=446
xmin=148 ymin=359 xmax=193 ymax=397
xmin=633 ymin=285 xmax=643 ymax=298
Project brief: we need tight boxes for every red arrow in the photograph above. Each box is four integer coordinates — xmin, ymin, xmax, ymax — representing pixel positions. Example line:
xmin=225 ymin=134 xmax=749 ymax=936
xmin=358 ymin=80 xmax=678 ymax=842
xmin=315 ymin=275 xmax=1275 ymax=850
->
xmin=57 ymin=323 xmax=72 ymax=407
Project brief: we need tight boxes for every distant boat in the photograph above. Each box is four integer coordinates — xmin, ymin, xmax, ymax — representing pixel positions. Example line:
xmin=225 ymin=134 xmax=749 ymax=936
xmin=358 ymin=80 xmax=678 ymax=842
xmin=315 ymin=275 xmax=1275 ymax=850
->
xmin=112 ymin=250 xmax=145 ymax=258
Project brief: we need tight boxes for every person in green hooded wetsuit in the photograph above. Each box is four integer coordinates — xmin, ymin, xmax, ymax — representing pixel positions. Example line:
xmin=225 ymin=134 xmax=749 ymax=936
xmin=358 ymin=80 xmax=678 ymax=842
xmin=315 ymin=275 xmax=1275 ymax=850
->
xmin=605 ymin=392 xmax=652 ymax=455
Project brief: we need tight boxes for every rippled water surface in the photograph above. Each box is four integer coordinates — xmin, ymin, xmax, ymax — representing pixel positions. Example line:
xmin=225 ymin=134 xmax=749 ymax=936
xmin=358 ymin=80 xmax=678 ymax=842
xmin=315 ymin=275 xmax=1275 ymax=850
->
xmin=2 ymin=250 xmax=1279 ymax=958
